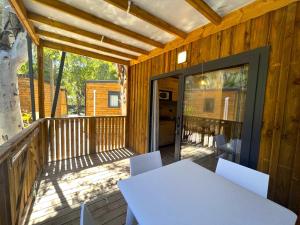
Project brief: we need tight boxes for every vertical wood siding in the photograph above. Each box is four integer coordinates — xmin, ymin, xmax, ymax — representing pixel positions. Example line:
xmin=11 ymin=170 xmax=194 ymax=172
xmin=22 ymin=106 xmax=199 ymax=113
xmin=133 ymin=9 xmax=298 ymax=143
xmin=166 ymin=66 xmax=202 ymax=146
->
xmin=127 ymin=3 xmax=300 ymax=213
xmin=18 ymin=78 xmax=68 ymax=117
xmin=85 ymin=82 xmax=122 ymax=116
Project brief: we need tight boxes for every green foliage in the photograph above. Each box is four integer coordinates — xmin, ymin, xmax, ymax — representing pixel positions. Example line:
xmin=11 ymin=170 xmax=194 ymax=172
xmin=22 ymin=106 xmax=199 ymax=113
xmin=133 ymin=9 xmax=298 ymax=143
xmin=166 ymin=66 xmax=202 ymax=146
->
xmin=22 ymin=112 xmax=32 ymax=128
xmin=18 ymin=46 xmax=118 ymax=115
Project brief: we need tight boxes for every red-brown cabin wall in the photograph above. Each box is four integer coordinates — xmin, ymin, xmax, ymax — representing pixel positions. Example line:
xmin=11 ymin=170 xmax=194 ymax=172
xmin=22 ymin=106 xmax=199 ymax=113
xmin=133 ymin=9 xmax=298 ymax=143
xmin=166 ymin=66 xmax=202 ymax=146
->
xmin=18 ymin=77 xmax=68 ymax=118
xmin=85 ymin=82 xmax=122 ymax=116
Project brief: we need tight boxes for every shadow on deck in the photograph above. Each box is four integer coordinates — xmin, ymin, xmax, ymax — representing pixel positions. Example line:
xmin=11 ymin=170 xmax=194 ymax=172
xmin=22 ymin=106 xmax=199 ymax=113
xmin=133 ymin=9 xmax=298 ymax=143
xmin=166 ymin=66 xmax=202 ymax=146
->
xmin=26 ymin=148 xmax=135 ymax=225
xmin=26 ymin=147 xmax=217 ymax=225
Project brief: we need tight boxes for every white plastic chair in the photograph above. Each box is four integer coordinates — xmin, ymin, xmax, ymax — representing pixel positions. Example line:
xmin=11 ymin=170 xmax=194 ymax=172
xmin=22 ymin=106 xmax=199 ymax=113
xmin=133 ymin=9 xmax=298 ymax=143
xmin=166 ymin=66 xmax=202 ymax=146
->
xmin=214 ymin=135 xmax=235 ymax=160
xmin=80 ymin=204 xmax=95 ymax=225
xmin=216 ymin=158 xmax=269 ymax=198
xmin=125 ymin=151 xmax=163 ymax=225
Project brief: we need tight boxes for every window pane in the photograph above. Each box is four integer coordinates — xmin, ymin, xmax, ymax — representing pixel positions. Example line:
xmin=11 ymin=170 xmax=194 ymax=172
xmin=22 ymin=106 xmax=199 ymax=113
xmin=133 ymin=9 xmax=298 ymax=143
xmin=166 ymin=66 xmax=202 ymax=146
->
xmin=110 ymin=94 xmax=119 ymax=107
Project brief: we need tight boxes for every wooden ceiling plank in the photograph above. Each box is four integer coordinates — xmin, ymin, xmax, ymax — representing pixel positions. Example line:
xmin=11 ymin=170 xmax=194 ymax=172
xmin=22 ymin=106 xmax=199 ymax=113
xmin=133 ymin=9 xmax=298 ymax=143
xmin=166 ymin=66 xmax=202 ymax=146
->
xmin=186 ymin=0 xmax=222 ymax=25
xmin=104 ymin=0 xmax=187 ymax=38
xmin=41 ymin=40 xmax=130 ymax=65
xmin=28 ymin=12 xmax=149 ymax=55
xmin=8 ymin=0 xmax=39 ymax=45
xmin=33 ymin=0 xmax=164 ymax=48
xmin=36 ymin=29 xmax=138 ymax=59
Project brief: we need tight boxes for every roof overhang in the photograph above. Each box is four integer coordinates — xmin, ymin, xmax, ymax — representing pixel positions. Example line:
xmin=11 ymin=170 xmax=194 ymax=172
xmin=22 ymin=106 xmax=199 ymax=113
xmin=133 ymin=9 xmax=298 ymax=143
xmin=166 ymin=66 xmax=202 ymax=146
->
xmin=8 ymin=0 xmax=297 ymax=65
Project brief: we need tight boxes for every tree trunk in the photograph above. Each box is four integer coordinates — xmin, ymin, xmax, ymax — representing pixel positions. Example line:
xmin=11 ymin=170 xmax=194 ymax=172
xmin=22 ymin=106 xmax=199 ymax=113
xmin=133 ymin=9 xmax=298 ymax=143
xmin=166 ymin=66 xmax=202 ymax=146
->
xmin=0 ymin=1 xmax=27 ymax=145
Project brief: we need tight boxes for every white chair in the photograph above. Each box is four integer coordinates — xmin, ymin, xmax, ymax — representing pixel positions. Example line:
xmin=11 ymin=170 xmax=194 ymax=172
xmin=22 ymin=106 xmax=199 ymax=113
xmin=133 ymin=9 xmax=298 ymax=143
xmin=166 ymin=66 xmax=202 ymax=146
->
xmin=213 ymin=135 xmax=235 ymax=160
xmin=125 ymin=151 xmax=163 ymax=225
xmin=80 ymin=204 xmax=95 ymax=225
xmin=130 ymin=151 xmax=163 ymax=176
xmin=216 ymin=158 xmax=269 ymax=198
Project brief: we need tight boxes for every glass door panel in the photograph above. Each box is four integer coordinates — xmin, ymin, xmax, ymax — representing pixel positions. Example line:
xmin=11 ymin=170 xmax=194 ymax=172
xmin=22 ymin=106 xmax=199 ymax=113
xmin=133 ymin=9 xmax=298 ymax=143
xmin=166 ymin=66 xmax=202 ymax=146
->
xmin=180 ymin=65 xmax=249 ymax=169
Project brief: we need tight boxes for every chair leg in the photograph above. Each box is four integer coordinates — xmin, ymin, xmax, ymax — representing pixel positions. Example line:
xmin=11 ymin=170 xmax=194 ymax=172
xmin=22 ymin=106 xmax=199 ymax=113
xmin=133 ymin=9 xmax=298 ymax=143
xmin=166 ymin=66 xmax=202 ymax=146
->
xmin=125 ymin=207 xmax=138 ymax=225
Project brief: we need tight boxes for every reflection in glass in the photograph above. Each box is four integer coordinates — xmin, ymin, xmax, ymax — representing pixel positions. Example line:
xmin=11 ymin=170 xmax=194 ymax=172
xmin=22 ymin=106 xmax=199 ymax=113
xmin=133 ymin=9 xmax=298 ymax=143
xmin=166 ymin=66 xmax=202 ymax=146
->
xmin=181 ymin=65 xmax=248 ymax=165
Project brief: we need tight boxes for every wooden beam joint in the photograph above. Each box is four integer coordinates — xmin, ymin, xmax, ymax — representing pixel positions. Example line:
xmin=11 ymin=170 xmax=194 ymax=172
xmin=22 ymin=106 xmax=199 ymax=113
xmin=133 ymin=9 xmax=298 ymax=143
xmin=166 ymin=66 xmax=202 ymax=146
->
xmin=186 ymin=0 xmax=222 ymax=25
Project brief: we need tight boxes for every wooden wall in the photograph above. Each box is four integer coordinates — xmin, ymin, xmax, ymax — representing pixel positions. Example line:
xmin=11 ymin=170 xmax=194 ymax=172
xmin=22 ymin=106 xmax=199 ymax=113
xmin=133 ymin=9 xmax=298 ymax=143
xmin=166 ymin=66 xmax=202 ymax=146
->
xmin=127 ymin=2 xmax=300 ymax=213
xmin=158 ymin=77 xmax=179 ymax=101
xmin=85 ymin=81 xmax=122 ymax=116
xmin=18 ymin=77 xmax=68 ymax=117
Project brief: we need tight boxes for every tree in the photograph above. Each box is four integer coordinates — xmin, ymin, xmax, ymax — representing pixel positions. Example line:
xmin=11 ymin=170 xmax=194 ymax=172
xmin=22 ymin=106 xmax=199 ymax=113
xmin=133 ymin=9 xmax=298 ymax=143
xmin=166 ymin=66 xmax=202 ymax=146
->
xmin=0 ymin=0 xmax=27 ymax=145
xmin=62 ymin=53 xmax=118 ymax=114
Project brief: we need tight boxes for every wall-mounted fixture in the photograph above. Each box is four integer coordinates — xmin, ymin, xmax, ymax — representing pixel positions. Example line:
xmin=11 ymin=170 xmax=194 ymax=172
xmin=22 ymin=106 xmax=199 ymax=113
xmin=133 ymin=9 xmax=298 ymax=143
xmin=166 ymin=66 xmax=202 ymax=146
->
xmin=177 ymin=51 xmax=187 ymax=64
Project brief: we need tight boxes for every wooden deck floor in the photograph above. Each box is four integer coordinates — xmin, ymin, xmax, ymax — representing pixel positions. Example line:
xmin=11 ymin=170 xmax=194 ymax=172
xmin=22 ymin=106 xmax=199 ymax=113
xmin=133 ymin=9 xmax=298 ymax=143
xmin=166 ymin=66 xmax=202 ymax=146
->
xmin=26 ymin=147 xmax=216 ymax=225
xmin=26 ymin=149 xmax=135 ymax=225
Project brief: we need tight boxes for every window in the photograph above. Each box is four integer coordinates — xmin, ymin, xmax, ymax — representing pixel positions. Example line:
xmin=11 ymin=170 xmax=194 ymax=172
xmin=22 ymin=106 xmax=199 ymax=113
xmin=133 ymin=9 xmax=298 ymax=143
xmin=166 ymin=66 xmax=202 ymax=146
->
xmin=108 ymin=91 xmax=120 ymax=108
xmin=203 ymin=98 xmax=214 ymax=112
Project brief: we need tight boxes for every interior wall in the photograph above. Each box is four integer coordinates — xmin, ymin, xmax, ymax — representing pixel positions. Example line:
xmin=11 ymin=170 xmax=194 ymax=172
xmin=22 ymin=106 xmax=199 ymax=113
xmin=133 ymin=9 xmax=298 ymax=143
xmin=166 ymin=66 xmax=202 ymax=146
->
xmin=127 ymin=2 xmax=300 ymax=213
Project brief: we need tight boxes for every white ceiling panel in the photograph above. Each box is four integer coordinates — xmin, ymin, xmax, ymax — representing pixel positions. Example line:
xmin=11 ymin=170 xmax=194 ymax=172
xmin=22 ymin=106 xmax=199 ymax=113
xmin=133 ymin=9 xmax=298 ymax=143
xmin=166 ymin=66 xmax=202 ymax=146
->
xmin=22 ymin=0 xmax=256 ymax=60
xmin=33 ymin=22 xmax=141 ymax=56
xmin=24 ymin=0 xmax=156 ymax=51
xmin=41 ymin=36 xmax=131 ymax=61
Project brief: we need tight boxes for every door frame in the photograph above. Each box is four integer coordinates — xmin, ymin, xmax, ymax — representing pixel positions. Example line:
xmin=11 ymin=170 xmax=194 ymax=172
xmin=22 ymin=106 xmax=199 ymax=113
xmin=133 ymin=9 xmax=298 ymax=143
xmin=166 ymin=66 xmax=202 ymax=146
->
xmin=148 ymin=46 xmax=270 ymax=169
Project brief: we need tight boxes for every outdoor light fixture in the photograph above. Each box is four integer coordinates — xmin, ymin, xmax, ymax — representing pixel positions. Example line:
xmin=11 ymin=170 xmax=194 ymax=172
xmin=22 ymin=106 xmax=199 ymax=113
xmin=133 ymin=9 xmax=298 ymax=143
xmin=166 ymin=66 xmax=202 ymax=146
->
xmin=177 ymin=51 xmax=187 ymax=64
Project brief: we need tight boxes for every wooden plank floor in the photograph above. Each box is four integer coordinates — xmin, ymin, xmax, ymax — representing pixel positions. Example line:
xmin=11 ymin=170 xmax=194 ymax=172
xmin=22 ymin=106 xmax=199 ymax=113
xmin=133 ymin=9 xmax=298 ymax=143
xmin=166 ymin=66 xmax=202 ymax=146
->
xmin=26 ymin=149 xmax=135 ymax=225
xmin=26 ymin=147 xmax=217 ymax=225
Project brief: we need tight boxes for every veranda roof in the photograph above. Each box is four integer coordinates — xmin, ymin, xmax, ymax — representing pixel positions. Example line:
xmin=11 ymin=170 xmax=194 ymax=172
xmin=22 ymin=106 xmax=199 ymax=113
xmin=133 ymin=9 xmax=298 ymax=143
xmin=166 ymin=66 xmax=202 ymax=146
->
xmin=8 ymin=0 xmax=257 ymax=65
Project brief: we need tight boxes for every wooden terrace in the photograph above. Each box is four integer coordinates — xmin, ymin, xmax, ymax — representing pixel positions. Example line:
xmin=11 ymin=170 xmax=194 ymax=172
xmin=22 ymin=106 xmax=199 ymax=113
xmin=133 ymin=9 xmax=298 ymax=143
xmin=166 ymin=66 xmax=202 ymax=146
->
xmin=0 ymin=0 xmax=300 ymax=225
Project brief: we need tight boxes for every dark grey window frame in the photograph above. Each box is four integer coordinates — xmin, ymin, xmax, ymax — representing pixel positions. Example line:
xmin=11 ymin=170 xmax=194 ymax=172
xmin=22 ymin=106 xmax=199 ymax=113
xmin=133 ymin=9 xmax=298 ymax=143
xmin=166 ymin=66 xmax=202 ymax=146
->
xmin=148 ymin=46 xmax=270 ymax=169
xmin=108 ymin=91 xmax=120 ymax=108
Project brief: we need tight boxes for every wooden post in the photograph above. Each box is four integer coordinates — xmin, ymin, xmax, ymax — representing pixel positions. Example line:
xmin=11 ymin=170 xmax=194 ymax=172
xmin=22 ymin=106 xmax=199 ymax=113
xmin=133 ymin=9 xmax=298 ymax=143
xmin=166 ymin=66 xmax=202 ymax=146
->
xmin=27 ymin=35 xmax=36 ymax=121
xmin=89 ymin=117 xmax=96 ymax=154
xmin=51 ymin=52 xmax=66 ymax=118
xmin=37 ymin=45 xmax=45 ymax=118
xmin=0 ymin=160 xmax=12 ymax=225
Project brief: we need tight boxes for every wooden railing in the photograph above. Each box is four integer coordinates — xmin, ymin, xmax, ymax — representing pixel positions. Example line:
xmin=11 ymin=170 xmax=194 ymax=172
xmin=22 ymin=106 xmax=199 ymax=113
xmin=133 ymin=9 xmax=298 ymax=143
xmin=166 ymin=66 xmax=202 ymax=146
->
xmin=182 ymin=116 xmax=243 ymax=144
xmin=46 ymin=116 xmax=126 ymax=162
xmin=0 ymin=119 xmax=48 ymax=225
xmin=0 ymin=115 xmax=126 ymax=225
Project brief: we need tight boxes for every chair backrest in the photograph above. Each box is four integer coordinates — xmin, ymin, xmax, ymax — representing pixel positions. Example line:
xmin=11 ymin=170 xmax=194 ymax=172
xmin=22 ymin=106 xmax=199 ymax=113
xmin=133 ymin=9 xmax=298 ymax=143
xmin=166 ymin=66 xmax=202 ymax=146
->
xmin=216 ymin=158 xmax=269 ymax=198
xmin=214 ymin=135 xmax=226 ymax=148
xmin=130 ymin=151 xmax=162 ymax=176
xmin=80 ymin=204 xmax=95 ymax=225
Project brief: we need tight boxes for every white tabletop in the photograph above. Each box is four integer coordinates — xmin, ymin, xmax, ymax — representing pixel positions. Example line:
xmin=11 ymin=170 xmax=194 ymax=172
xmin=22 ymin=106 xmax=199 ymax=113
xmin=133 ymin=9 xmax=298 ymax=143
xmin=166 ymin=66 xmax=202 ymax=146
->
xmin=118 ymin=160 xmax=297 ymax=225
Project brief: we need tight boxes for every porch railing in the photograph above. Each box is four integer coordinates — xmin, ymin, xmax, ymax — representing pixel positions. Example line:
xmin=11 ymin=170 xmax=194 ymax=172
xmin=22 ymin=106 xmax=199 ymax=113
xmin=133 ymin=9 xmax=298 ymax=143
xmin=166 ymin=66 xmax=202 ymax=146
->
xmin=182 ymin=116 xmax=243 ymax=144
xmin=0 ymin=119 xmax=47 ymax=225
xmin=46 ymin=116 xmax=126 ymax=162
xmin=0 ymin=115 xmax=126 ymax=225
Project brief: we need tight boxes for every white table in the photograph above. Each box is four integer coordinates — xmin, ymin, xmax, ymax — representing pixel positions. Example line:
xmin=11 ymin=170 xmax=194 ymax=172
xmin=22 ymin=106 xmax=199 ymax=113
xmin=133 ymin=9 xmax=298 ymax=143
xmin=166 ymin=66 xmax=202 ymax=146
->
xmin=118 ymin=160 xmax=297 ymax=225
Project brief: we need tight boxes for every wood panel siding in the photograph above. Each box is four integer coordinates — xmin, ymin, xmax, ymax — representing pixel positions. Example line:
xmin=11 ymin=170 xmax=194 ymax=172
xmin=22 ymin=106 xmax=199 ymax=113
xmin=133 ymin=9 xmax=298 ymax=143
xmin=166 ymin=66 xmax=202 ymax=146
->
xmin=18 ymin=77 xmax=68 ymax=117
xmin=85 ymin=81 xmax=122 ymax=116
xmin=127 ymin=2 xmax=300 ymax=214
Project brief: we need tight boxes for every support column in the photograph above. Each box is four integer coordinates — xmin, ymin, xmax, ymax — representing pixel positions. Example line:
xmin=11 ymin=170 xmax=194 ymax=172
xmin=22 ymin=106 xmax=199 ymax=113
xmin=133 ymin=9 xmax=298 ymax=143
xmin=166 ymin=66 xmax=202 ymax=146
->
xmin=51 ymin=51 xmax=66 ymax=118
xmin=27 ymin=35 xmax=36 ymax=121
xmin=37 ymin=44 xmax=45 ymax=118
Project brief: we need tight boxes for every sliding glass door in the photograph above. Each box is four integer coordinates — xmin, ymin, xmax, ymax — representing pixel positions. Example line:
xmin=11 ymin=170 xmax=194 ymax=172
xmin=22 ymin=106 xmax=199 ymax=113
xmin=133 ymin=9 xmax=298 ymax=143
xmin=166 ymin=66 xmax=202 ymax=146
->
xmin=150 ymin=47 xmax=269 ymax=169
xmin=179 ymin=65 xmax=248 ymax=168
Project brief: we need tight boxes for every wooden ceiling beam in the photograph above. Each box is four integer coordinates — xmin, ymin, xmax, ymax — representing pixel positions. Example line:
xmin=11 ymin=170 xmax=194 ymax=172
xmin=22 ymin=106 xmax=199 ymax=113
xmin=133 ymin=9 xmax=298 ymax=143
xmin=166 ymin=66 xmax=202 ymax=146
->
xmin=36 ymin=29 xmax=138 ymax=60
xmin=104 ymin=0 xmax=187 ymax=39
xmin=8 ymin=0 xmax=39 ymax=45
xmin=186 ymin=0 xmax=222 ymax=25
xmin=41 ymin=40 xmax=130 ymax=65
xmin=28 ymin=12 xmax=149 ymax=55
xmin=33 ymin=0 xmax=164 ymax=48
